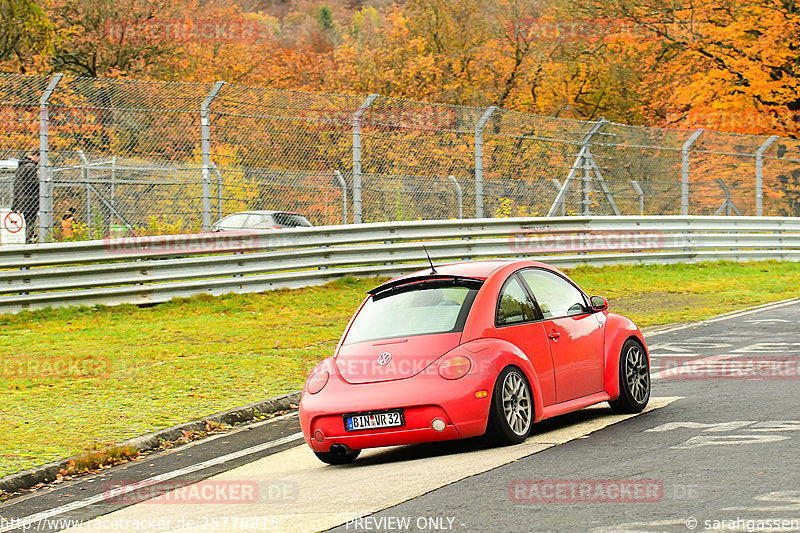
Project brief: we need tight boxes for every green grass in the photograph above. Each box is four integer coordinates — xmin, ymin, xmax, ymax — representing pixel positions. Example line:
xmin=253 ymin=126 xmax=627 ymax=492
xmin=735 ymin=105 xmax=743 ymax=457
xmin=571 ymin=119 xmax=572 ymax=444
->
xmin=0 ymin=260 xmax=798 ymax=478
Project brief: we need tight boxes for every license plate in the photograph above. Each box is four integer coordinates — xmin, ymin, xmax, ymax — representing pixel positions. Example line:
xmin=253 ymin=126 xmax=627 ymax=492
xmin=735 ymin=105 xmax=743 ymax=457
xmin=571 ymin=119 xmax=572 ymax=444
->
xmin=344 ymin=409 xmax=405 ymax=431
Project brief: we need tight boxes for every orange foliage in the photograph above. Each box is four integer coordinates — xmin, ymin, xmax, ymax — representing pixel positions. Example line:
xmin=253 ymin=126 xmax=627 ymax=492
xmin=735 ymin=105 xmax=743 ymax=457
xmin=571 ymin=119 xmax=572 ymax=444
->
xmin=576 ymin=0 xmax=800 ymax=136
xmin=1 ymin=0 xmax=798 ymax=137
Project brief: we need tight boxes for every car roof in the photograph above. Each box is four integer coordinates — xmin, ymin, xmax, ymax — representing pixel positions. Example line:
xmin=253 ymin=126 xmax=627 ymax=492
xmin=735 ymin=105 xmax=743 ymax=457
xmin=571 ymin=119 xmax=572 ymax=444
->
xmin=385 ymin=259 xmax=551 ymax=283
xmin=367 ymin=259 xmax=561 ymax=297
xmin=224 ymin=210 xmax=301 ymax=216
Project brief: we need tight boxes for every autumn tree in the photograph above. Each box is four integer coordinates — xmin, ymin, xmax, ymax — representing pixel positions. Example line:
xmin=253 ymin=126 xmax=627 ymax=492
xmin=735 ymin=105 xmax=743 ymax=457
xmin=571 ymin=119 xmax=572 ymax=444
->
xmin=145 ymin=2 xmax=341 ymax=90
xmin=0 ymin=0 xmax=53 ymax=73
xmin=46 ymin=0 xmax=182 ymax=77
xmin=4 ymin=0 xmax=799 ymax=138
xmin=573 ymin=0 xmax=800 ymax=136
xmin=325 ymin=0 xmax=648 ymax=120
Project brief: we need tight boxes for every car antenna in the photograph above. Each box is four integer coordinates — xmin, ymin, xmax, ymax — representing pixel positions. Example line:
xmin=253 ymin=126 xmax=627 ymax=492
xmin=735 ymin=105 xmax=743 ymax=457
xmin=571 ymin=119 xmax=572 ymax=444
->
xmin=422 ymin=245 xmax=437 ymax=274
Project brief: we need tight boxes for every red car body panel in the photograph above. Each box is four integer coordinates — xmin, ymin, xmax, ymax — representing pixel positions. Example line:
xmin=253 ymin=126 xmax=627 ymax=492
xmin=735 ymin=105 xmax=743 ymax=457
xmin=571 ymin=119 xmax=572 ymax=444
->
xmin=602 ymin=312 xmax=649 ymax=399
xmin=299 ymin=260 xmax=649 ymax=454
xmin=545 ymin=313 xmax=606 ymax=403
xmin=336 ymin=332 xmax=463 ymax=384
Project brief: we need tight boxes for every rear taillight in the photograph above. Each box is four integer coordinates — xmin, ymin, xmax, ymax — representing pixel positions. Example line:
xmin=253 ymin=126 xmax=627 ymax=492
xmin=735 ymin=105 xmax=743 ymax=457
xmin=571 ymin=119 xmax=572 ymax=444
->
xmin=307 ymin=369 xmax=329 ymax=394
xmin=438 ymin=355 xmax=472 ymax=380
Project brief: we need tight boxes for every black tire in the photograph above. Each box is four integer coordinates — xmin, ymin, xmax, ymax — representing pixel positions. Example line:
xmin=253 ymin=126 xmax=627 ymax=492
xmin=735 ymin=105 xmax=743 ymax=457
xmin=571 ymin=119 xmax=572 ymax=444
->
xmin=609 ymin=339 xmax=650 ymax=414
xmin=314 ymin=449 xmax=361 ymax=465
xmin=484 ymin=366 xmax=533 ymax=445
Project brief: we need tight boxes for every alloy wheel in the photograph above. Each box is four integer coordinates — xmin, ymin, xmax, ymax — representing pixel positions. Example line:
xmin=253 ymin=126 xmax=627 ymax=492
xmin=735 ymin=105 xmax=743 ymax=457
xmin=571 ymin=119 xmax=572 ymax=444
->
xmin=502 ymin=370 xmax=532 ymax=436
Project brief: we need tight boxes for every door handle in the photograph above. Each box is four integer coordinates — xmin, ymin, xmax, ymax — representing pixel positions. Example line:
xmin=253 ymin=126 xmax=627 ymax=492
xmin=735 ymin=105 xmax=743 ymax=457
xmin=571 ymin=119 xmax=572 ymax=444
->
xmin=548 ymin=331 xmax=560 ymax=340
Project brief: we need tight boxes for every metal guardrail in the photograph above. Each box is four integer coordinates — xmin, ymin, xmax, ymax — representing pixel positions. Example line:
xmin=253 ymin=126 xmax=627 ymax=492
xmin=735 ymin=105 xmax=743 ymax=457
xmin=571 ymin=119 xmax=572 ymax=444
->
xmin=2 ymin=216 xmax=799 ymax=314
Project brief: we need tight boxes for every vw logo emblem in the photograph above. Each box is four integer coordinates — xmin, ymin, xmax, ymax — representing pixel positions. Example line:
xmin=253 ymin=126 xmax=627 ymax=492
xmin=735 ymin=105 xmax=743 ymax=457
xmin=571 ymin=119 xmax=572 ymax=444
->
xmin=377 ymin=352 xmax=392 ymax=366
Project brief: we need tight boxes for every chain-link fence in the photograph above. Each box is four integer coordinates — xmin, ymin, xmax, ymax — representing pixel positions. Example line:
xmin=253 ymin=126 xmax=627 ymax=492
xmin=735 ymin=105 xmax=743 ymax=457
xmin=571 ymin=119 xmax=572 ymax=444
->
xmin=2 ymin=73 xmax=800 ymax=242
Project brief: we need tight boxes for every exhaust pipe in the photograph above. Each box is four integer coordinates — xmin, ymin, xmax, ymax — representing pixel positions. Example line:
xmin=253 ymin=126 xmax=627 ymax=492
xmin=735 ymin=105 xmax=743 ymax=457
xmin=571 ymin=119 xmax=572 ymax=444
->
xmin=329 ymin=444 xmax=348 ymax=456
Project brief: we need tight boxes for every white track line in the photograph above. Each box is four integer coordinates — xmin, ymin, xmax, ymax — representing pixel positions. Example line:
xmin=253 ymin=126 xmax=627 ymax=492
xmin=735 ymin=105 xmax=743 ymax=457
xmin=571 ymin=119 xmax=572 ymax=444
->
xmin=645 ymin=297 xmax=800 ymax=337
xmin=647 ymin=298 xmax=800 ymax=380
xmin=0 ymin=433 xmax=305 ymax=533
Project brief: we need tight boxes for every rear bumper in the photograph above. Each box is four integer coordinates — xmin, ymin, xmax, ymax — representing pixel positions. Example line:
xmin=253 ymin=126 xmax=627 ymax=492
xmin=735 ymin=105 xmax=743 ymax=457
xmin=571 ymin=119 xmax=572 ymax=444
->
xmin=299 ymin=371 xmax=496 ymax=453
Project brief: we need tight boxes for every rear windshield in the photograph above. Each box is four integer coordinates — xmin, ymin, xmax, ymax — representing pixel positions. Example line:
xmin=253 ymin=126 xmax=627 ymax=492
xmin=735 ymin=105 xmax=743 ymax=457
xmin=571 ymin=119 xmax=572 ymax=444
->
xmin=272 ymin=213 xmax=312 ymax=227
xmin=343 ymin=284 xmax=479 ymax=345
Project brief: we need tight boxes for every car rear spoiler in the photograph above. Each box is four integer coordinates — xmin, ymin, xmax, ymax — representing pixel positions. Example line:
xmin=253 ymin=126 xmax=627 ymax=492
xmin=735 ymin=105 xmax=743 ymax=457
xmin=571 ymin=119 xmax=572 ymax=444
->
xmin=368 ymin=275 xmax=484 ymax=301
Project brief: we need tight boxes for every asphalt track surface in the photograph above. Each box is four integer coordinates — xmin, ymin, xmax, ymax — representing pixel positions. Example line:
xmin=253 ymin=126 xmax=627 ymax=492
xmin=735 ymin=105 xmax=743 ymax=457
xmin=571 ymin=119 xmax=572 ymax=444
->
xmin=1 ymin=299 xmax=799 ymax=533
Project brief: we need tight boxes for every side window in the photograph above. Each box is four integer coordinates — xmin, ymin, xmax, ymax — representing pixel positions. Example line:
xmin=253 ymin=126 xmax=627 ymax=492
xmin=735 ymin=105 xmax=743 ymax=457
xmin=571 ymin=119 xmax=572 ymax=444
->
xmin=218 ymin=213 xmax=249 ymax=229
xmin=496 ymin=276 xmax=538 ymax=326
xmin=251 ymin=214 xmax=275 ymax=228
xmin=519 ymin=269 xmax=587 ymax=319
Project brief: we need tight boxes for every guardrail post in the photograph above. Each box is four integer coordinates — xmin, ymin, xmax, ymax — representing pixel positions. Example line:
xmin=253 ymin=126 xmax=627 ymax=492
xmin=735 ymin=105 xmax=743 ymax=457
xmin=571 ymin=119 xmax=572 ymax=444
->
xmin=755 ymin=135 xmax=778 ymax=216
xmin=474 ymin=106 xmax=497 ymax=219
xmin=333 ymin=170 xmax=348 ymax=224
xmin=448 ymin=175 xmax=463 ymax=219
xmin=681 ymin=128 xmax=704 ymax=216
xmin=37 ymin=73 xmax=64 ymax=242
xmin=352 ymin=94 xmax=379 ymax=224
xmin=201 ymin=81 xmax=225 ymax=231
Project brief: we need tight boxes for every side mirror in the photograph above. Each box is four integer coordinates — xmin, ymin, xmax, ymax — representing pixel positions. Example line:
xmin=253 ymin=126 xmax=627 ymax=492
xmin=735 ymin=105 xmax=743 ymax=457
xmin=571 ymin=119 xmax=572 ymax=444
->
xmin=590 ymin=295 xmax=608 ymax=312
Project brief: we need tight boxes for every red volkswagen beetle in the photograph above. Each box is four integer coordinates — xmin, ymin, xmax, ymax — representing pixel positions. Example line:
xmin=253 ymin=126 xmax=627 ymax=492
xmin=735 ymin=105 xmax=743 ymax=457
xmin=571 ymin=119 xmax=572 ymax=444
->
xmin=299 ymin=260 xmax=650 ymax=464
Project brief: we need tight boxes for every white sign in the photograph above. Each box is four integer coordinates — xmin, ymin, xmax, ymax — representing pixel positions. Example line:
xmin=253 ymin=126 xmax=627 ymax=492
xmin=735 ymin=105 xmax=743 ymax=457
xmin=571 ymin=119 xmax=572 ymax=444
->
xmin=0 ymin=209 xmax=25 ymax=244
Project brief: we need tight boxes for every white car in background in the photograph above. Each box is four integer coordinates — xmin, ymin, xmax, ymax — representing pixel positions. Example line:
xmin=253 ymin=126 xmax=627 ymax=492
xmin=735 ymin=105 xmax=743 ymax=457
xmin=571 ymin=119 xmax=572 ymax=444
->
xmin=211 ymin=210 xmax=313 ymax=231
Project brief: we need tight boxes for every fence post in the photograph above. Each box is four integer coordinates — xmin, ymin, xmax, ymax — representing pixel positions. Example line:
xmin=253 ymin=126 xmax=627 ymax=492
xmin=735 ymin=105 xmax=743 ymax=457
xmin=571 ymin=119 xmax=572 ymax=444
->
xmin=448 ymin=175 xmax=463 ymax=219
xmin=201 ymin=81 xmax=225 ymax=231
xmin=755 ymin=135 xmax=778 ymax=216
xmin=76 ymin=150 xmax=91 ymax=236
xmin=333 ymin=170 xmax=348 ymax=224
xmin=681 ymin=128 xmax=704 ymax=216
xmin=352 ymin=94 xmax=379 ymax=224
xmin=111 ymin=155 xmax=116 ymax=227
xmin=474 ymin=106 xmax=497 ymax=219
xmin=209 ymin=162 xmax=223 ymax=221
xmin=37 ymin=73 xmax=64 ymax=242
xmin=582 ymin=151 xmax=593 ymax=216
